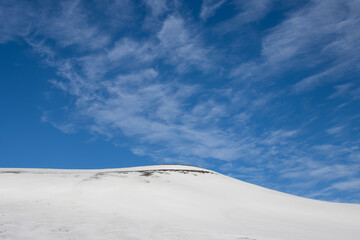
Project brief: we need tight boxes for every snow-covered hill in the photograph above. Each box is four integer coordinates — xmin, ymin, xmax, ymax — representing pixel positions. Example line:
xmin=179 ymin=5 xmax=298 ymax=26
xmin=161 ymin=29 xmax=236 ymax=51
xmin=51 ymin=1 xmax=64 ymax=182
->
xmin=0 ymin=165 xmax=359 ymax=240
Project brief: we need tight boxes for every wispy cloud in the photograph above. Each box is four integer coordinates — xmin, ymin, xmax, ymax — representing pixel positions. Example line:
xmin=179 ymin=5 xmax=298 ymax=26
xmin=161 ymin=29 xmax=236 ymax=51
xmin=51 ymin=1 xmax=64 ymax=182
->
xmin=328 ymin=83 xmax=353 ymax=99
xmin=144 ymin=0 xmax=169 ymax=17
xmin=157 ymin=15 xmax=213 ymax=72
xmin=41 ymin=111 xmax=76 ymax=134
xmin=231 ymin=0 xmax=360 ymax=89
xmin=261 ymin=129 xmax=298 ymax=146
xmin=281 ymin=163 xmax=359 ymax=181
xmin=0 ymin=0 xmax=33 ymax=43
xmin=200 ymin=0 xmax=227 ymax=21
xmin=36 ymin=0 xmax=110 ymax=50
xmin=326 ymin=126 xmax=344 ymax=135
xmin=214 ymin=0 xmax=271 ymax=32
xmin=331 ymin=179 xmax=360 ymax=191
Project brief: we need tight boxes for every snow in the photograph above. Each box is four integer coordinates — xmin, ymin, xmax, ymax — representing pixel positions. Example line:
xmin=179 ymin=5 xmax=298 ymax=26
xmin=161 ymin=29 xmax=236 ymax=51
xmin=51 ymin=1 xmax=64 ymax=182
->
xmin=0 ymin=165 xmax=359 ymax=240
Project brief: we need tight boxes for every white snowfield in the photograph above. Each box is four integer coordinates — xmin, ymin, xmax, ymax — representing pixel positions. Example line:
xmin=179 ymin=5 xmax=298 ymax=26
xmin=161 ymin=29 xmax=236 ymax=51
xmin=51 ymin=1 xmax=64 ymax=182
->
xmin=0 ymin=165 xmax=359 ymax=240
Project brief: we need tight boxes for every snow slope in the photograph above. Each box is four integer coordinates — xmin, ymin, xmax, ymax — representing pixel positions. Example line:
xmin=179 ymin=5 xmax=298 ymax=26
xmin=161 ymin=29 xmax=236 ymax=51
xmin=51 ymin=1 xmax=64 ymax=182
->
xmin=0 ymin=165 xmax=359 ymax=240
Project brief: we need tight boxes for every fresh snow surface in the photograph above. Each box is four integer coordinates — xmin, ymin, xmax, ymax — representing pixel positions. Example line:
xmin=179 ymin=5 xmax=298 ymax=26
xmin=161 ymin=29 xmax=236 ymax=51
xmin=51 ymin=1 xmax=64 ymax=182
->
xmin=0 ymin=165 xmax=359 ymax=240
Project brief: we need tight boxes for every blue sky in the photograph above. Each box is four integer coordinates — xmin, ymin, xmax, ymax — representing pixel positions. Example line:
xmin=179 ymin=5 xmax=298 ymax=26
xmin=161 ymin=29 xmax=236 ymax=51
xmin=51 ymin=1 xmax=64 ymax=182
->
xmin=1 ymin=0 xmax=359 ymax=203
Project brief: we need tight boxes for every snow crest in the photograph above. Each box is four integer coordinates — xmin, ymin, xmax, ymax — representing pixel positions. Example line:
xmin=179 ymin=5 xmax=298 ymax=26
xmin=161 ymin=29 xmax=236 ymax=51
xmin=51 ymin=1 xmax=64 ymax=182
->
xmin=0 ymin=165 xmax=359 ymax=240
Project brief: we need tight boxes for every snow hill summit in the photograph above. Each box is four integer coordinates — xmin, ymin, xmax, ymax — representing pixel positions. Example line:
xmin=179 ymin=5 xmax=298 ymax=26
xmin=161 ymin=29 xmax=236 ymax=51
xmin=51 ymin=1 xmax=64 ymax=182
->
xmin=0 ymin=165 xmax=359 ymax=240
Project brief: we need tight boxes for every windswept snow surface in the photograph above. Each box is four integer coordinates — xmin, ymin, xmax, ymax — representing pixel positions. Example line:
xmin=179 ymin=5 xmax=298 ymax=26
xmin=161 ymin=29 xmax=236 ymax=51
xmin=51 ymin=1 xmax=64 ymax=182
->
xmin=0 ymin=165 xmax=359 ymax=240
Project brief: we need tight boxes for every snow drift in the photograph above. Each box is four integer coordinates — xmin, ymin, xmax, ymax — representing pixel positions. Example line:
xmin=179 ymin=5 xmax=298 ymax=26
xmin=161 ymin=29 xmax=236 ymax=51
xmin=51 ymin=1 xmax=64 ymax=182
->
xmin=0 ymin=165 xmax=359 ymax=240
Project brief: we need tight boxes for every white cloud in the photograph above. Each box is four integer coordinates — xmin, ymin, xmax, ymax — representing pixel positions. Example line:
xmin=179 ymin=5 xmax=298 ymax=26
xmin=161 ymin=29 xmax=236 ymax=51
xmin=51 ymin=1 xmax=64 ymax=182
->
xmin=331 ymin=179 xmax=360 ymax=191
xmin=76 ymin=38 xmax=157 ymax=80
xmin=39 ymin=0 xmax=110 ymax=49
xmin=214 ymin=0 xmax=271 ymax=33
xmin=143 ymin=0 xmax=168 ymax=17
xmin=158 ymin=16 xmax=188 ymax=47
xmin=231 ymin=0 xmax=360 ymax=93
xmin=157 ymin=15 xmax=212 ymax=72
xmin=0 ymin=0 xmax=110 ymax=50
xmin=81 ymin=86 xmax=242 ymax=161
xmin=326 ymin=126 xmax=344 ymax=135
xmin=200 ymin=0 xmax=226 ymax=21
xmin=234 ymin=0 xmax=271 ymax=24
xmin=329 ymin=83 xmax=353 ymax=99
xmin=261 ymin=129 xmax=298 ymax=145
xmin=0 ymin=0 xmax=33 ymax=43
xmin=10 ymin=3 xmax=235 ymax=163
xmin=282 ymin=164 xmax=359 ymax=181
xmin=291 ymin=62 xmax=353 ymax=93
xmin=41 ymin=111 xmax=76 ymax=134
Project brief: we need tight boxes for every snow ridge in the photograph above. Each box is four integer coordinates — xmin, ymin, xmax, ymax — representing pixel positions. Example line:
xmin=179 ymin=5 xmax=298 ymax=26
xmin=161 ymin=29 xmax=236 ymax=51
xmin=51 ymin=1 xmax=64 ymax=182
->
xmin=0 ymin=165 xmax=359 ymax=240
